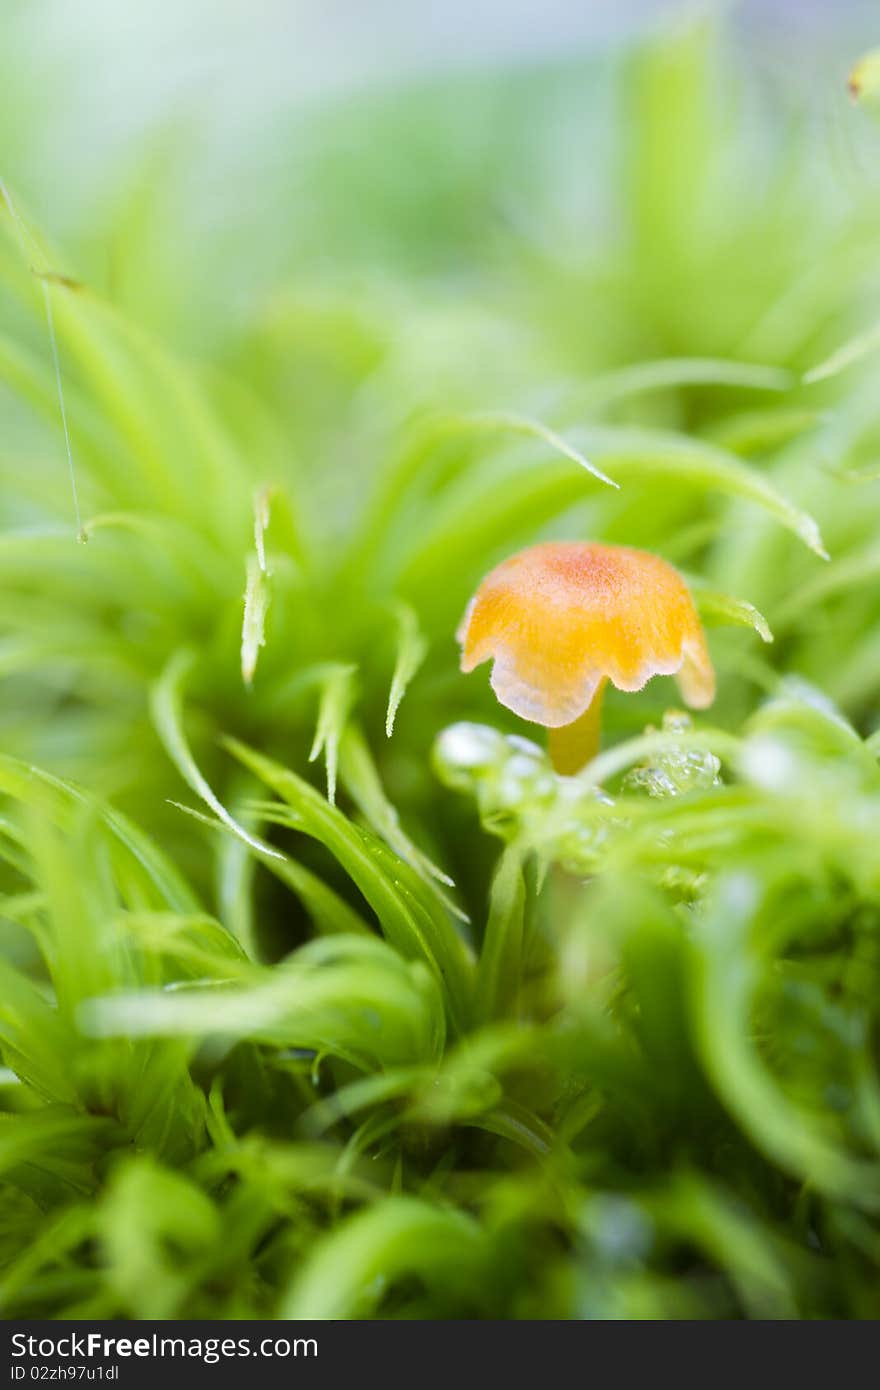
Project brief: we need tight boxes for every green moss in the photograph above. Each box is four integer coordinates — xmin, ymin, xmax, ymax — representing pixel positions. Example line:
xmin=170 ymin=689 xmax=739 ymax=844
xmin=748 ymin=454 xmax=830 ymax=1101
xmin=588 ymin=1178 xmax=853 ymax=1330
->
xmin=0 ymin=18 xmax=879 ymax=1319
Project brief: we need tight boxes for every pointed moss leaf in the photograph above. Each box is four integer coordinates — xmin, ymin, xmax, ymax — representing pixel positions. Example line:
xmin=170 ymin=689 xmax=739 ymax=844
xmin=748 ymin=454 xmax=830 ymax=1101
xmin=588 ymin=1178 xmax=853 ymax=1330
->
xmin=803 ymin=320 xmax=880 ymax=385
xmin=402 ymin=424 xmax=827 ymax=601
xmin=339 ymin=724 xmax=458 ymax=897
xmin=248 ymin=793 xmax=474 ymax=1032
xmin=151 ymin=649 xmax=283 ymax=861
xmin=580 ymin=357 xmax=793 ymax=412
xmin=241 ymin=555 xmax=270 ymax=688
xmin=172 ymin=800 xmax=371 ymax=938
xmin=409 ymin=1024 xmax=536 ymax=1127
xmin=460 ymin=1099 xmax=554 ymax=1157
xmin=385 ymin=601 xmax=428 ymax=737
xmin=224 ymin=737 xmax=474 ymax=1030
xmin=83 ymin=935 xmax=445 ymax=1071
xmin=0 ymin=958 xmax=80 ymax=1102
xmin=476 ymin=848 xmax=526 ymax=1022
xmin=576 ymin=426 xmax=828 ymax=558
xmin=691 ymin=586 xmax=773 ymax=643
xmin=308 ymin=664 xmax=357 ymax=805
xmin=253 ymin=484 xmax=272 ymax=573
xmin=461 ymin=410 xmax=618 ymax=488
xmin=241 ymin=485 xmax=277 ymax=687
xmin=302 ymin=1066 xmax=427 ymax=1137
xmin=0 ymin=753 xmax=200 ymax=913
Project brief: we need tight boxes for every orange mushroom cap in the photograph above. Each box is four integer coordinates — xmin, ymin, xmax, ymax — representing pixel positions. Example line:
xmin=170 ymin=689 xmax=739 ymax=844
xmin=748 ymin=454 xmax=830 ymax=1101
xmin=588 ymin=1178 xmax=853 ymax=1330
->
xmin=457 ymin=542 xmax=715 ymax=728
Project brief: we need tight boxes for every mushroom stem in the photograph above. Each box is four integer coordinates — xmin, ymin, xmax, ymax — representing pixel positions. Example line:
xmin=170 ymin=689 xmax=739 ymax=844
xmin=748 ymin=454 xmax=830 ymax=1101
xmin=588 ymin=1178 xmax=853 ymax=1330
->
xmin=547 ymin=679 xmax=607 ymax=775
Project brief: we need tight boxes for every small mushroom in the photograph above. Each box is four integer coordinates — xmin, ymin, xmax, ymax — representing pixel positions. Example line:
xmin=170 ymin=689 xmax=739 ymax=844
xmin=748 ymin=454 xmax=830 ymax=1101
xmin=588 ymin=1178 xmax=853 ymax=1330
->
xmin=457 ymin=541 xmax=715 ymax=774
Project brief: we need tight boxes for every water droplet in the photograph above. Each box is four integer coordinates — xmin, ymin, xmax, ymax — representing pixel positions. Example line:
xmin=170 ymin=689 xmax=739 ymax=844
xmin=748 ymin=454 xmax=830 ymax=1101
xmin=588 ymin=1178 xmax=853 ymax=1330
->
xmin=622 ymin=710 xmax=721 ymax=798
xmin=435 ymin=721 xmax=506 ymax=772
